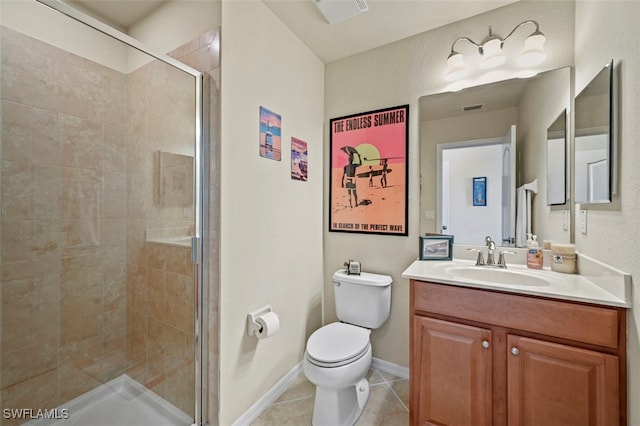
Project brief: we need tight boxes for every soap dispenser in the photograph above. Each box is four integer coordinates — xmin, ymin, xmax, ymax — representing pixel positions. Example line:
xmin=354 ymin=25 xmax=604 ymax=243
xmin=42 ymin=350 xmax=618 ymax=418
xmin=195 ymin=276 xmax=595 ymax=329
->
xmin=526 ymin=234 xmax=543 ymax=269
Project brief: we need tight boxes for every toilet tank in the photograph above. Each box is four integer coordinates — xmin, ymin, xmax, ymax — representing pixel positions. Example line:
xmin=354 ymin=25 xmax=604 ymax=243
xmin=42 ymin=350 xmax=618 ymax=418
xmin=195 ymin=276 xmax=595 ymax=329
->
xmin=333 ymin=269 xmax=392 ymax=329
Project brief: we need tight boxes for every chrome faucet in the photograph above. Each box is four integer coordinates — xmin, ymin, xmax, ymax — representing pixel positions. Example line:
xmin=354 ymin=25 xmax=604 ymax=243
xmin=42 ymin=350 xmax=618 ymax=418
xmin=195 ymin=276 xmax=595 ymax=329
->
xmin=485 ymin=236 xmax=496 ymax=265
xmin=467 ymin=236 xmax=516 ymax=268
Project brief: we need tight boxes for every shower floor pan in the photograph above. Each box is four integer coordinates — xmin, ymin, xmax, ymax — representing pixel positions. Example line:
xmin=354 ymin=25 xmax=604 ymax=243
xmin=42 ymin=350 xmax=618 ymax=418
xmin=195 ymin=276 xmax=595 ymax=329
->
xmin=25 ymin=374 xmax=192 ymax=426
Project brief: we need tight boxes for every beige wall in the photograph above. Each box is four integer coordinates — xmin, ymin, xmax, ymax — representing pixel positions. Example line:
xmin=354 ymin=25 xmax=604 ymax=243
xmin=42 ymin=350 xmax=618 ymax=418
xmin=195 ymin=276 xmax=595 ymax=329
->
xmin=574 ymin=1 xmax=640 ymax=424
xmin=219 ymin=1 xmax=325 ymax=424
xmin=324 ymin=0 xmax=575 ymax=369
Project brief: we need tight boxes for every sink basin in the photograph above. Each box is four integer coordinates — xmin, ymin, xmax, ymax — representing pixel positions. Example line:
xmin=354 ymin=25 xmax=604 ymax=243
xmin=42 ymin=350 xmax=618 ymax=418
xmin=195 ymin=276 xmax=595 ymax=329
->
xmin=445 ymin=266 xmax=552 ymax=287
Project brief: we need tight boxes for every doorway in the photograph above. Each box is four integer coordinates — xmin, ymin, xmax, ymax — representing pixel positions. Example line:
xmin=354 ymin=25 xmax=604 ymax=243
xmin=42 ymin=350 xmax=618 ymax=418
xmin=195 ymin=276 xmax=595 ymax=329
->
xmin=437 ymin=125 xmax=516 ymax=246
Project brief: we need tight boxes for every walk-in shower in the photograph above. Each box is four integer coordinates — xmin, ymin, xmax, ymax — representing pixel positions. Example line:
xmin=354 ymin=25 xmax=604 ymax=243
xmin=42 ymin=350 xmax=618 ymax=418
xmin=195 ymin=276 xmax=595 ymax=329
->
xmin=0 ymin=1 xmax=216 ymax=424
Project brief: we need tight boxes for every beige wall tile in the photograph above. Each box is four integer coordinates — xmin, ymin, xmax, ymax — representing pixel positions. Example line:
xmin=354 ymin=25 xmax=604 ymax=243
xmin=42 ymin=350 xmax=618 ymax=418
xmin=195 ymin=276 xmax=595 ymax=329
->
xmin=126 ymin=309 xmax=147 ymax=361
xmin=102 ymin=308 xmax=126 ymax=353
xmin=1 ymin=100 xmax=60 ymax=164
xmin=34 ymin=165 xmax=62 ymax=220
xmin=60 ymin=266 xmax=103 ymax=347
xmin=57 ymin=362 xmax=102 ymax=405
xmin=127 ymin=262 xmax=148 ymax=315
xmin=1 ymin=160 xmax=35 ymax=219
xmin=60 ymin=114 xmax=103 ymax=170
xmin=103 ymin=172 xmax=127 ymax=219
xmin=1 ymin=40 xmax=60 ymax=112
xmin=166 ymin=272 xmax=192 ymax=331
xmin=148 ymin=267 xmax=165 ymax=321
xmin=103 ymin=124 xmax=127 ymax=173
xmin=1 ymin=277 xmax=59 ymax=351
xmin=1 ymin=257 xmax=62 ymax=282
xmin=1 ymin=370 xmax=59 ymax=422
xmin=1 ymin=330 xmax=57 ymax=388
xmin=103 ymin=263 xmax=126 ymax=312
xmin=58 ymin=61 xmax=106 ymax=122
xmin=165 ymin=246 xmax=193 ymax=277
xmin=127 ymin=219 xmax=148 ymax=266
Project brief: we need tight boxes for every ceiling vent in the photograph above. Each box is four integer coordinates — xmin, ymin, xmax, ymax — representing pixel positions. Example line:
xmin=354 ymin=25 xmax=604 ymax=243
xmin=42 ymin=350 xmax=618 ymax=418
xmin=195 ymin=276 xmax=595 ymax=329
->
xmin=314 ymin=0 xmax=368 ymax=25
xmin=462 ymin=103 xmax=485 ymax=112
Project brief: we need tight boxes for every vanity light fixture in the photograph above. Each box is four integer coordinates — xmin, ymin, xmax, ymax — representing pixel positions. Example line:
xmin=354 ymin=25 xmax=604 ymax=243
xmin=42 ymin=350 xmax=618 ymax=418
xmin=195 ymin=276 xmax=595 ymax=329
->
xmin=446 ymin=20 xmax=546 ymax=81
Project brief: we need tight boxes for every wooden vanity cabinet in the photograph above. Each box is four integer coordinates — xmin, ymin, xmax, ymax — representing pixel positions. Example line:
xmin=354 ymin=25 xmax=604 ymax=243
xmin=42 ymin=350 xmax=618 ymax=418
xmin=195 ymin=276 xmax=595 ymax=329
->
xmin=410 ymin=280 xmax=627 ymax=426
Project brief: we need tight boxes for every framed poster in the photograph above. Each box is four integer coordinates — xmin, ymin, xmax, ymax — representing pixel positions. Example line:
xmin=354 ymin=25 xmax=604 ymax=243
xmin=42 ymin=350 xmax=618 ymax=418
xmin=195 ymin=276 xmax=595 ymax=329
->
xmin=259 ymin=106 xmax=281 ymax=161
xmin=329 ymin=105 xmax=409 ymax=235
xmin=473 ymin=176 xmax=487 ymax=206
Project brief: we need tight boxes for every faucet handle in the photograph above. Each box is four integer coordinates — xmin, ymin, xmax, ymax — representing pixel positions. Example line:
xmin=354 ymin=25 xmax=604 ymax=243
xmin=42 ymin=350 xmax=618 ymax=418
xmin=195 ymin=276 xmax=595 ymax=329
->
xmin=497 ymin=250 xmax=517 ymax=268
xmin=467 ymin=248 xmax=485 ymax=266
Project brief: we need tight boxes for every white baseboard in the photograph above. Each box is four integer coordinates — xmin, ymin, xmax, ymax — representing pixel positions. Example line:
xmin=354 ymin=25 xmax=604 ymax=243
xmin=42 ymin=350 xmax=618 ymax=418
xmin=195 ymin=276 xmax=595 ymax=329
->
xmin=372 ymin=357 xmax=409 ymax=380
xmin=231 ymin=362 xmax=302 ymax=426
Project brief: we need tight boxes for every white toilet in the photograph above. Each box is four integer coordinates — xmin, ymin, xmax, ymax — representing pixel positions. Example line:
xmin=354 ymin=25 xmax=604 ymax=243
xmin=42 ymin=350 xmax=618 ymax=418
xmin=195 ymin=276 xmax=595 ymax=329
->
xmin=303 ymin=269 xmax=392 ymax=426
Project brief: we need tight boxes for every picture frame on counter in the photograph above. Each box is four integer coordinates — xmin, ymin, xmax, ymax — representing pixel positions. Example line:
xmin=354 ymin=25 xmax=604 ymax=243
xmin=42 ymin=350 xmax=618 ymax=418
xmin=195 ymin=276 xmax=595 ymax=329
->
xmin=419 ymin=234 xmax=454 ymax=261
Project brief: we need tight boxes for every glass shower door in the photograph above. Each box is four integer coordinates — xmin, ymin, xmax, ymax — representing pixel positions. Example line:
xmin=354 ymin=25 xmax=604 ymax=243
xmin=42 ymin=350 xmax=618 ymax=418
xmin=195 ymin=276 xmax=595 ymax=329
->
xmin=0 ymin=1 xmax=203 ymax=424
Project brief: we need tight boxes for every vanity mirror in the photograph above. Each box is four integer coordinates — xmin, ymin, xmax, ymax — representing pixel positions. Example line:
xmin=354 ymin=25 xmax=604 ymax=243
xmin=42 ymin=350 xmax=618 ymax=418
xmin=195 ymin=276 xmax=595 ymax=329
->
xmin=574 ymin=60 xmax=614 ymax=204
xmin=420 ymin=67 xmax=571 ymax=247
xmin=547 ymin=110 xmax=567 ymax=206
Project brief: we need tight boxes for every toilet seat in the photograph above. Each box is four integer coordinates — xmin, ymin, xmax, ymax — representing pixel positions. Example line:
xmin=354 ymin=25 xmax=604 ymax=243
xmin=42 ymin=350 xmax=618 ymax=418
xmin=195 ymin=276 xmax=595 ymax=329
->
xmin=306 ymin=322 xmax=370 ymax=368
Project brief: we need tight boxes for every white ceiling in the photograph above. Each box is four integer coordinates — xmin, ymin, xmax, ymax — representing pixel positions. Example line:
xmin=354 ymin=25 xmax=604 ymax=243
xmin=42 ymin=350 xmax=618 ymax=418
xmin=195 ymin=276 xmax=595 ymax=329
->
xmin=69 ymin=0 xmax=520 ymax=63
xmin=67 ymin=0 xmax=167 ymax=32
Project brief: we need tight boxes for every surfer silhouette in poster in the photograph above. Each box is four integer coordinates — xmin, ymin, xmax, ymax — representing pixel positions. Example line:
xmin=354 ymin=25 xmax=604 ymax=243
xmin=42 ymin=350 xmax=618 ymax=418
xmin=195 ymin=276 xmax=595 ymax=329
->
xmin=340 ymin=145 xmax=398 ymax=208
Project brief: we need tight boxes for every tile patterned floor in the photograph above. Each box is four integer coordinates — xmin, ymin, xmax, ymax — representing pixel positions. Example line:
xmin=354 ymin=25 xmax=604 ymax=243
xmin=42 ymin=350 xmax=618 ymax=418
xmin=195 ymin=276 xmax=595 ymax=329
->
xmin=251 ymin=368 xmax=409 ymax=425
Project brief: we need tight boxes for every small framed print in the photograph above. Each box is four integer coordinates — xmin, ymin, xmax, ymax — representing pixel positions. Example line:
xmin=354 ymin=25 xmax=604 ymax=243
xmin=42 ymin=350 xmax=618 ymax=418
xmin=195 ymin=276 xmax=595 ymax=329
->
xmin=419 ymin=234 xmax=454 ymax=261
xmin=473 ymin=176 xmax=487 ymax=206
xmin=259 ymin=106 xmax=282 ymax=161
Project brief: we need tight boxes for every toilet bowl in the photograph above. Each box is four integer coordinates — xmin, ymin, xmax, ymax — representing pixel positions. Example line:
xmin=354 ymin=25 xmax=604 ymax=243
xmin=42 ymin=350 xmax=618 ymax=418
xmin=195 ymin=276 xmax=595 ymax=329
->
xmin=303 ymin=322 xmax=372 ymax=426
xmin=304 ymin=269 xmax=392 ymax=426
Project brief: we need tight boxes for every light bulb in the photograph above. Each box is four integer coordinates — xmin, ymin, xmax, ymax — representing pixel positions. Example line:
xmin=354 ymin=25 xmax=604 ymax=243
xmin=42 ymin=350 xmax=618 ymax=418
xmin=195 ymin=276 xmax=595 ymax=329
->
xmin=446 ymin=51 xmax=469 ymax=80
xmin=518 ymin=31 xmax=546 ymax=67
xmin=480 ymin=38 xmax=505 ymax=69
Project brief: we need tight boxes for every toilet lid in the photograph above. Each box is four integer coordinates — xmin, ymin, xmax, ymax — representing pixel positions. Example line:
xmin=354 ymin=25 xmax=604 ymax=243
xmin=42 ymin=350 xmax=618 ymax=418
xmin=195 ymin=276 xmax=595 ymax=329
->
xmin=306 ymin=322 xmax=370 ymax=364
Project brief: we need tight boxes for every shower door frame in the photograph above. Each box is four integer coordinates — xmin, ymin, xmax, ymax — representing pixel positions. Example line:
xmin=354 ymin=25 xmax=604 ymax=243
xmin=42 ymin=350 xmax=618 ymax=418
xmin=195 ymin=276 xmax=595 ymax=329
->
xmin=35 ymin=1 xmax=209 ymax=424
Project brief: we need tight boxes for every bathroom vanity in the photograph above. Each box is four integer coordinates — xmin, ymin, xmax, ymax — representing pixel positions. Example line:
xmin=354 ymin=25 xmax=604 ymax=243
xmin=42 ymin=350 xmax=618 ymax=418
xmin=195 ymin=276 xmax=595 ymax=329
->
xmin=403 ymin=257 xmax=630 ymax=426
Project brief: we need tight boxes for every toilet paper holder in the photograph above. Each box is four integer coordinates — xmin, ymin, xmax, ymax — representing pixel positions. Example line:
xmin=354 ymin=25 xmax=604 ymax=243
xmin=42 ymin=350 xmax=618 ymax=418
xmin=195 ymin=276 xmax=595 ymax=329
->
xmin=247 ymin=305 xmax=273 ymax=336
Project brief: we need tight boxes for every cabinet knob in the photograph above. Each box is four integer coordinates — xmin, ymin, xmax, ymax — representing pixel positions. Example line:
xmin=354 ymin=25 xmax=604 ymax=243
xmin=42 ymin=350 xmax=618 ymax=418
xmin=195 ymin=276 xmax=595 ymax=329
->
xmin=481 ymin=340 xmax=490 ymax=349
xmin=511 ymin=347 xmax=520 ymax=356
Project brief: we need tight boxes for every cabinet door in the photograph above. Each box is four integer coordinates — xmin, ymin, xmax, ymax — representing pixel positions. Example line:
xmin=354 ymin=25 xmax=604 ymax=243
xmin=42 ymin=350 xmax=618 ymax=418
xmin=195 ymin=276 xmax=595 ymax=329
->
xmin=507 ymin=334 xmax=619 ymax=426
xmin=412 ymin=316 xmax=492 ymax=426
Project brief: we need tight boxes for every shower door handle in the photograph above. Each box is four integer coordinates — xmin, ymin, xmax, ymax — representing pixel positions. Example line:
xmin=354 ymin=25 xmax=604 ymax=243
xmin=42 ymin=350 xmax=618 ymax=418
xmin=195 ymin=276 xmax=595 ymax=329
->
xmin=191 ymin=237 xmax=201 ymax=264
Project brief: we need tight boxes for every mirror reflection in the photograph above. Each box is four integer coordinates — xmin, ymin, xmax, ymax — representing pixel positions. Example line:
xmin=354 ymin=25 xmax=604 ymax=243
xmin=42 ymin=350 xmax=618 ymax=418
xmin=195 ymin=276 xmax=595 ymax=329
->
xmin=420 ymin=67 xmax=571 ymax=247
xmin=574 ymin=61 xmax=614 ymax=204
xmin=547 ymin=110 xmax=567 ymax=205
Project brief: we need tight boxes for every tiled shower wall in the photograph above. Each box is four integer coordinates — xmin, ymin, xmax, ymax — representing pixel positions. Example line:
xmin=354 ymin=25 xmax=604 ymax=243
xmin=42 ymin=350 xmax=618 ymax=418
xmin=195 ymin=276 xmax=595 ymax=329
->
xmin=0 ymin=26 xmax=128 ymax=424
xmin=124 ymin=45 xmax=196 ymax=418
xmin=165 ymin=30 xmax=220 ymax=424
xmin=0 ymin=26 xmax=214 ymax=424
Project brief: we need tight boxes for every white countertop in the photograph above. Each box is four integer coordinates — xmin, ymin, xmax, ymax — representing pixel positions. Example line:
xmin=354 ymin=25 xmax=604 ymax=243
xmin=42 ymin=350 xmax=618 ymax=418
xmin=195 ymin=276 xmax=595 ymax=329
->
xmin=402 ymin=258 xmax=631 ymax=308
